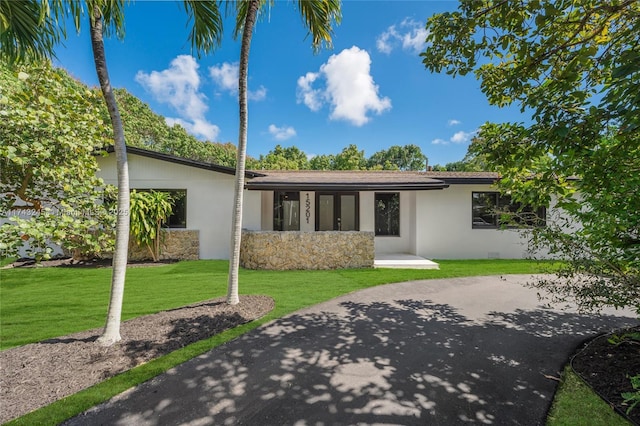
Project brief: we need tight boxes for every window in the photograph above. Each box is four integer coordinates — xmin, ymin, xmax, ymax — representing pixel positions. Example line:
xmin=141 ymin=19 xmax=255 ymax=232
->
xmin=375 ymin=192 xmax=400 ymax=236
xmin=165 ymin=190 xmax=187 ymax=228
xmin=274 ymin=191 xmax=300 ymax=231
xmin=472 ymin=192 xmax=545 ymax=229
xmin=104 ymin=189 xmax=187 ymax=228
xmin=315 ymin=192 xmax=359 ymax=231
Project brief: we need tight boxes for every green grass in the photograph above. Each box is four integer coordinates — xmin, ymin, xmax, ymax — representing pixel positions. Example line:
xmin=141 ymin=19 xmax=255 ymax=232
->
xmin=547 ymin=366 xmax=632 ymax=426
xmin=0 ymin=259 xmax=555 ymax=350
xmin=0 ymin=258 xmax=617 ymax=426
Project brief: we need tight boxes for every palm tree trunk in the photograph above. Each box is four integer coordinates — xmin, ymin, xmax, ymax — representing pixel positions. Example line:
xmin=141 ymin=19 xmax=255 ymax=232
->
xmin=90 ymin=5 xmax=130 ymax=346
xmin=227 ymin=0 xmax=260 ymax=305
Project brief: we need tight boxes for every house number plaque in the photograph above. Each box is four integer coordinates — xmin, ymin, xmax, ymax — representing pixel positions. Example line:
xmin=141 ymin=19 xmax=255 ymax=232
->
xmin=305 ymin=193 xmax=311 ymax=224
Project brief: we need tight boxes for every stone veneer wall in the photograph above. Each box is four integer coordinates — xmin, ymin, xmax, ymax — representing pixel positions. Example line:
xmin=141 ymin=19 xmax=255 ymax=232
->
xmin=240 ymin=230 xmax=374 ymax=270
xmin=128 ymin=229 xmax=199 ymax=261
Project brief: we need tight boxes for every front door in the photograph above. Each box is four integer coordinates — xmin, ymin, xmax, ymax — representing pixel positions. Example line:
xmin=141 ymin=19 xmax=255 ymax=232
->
xmin=316 ymin=192 xmax=359 ymax=231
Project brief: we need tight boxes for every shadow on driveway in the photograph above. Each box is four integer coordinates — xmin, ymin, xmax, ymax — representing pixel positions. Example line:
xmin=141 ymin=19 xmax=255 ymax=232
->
xmin=64 ymin=275 xmax=638 ymax=426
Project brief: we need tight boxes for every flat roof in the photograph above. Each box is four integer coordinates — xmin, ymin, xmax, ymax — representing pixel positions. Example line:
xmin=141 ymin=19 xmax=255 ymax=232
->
xmin=422 ymin=171 xmax=500 ymax=185
xmin=245 ymin=170 xmax=449 ymax=191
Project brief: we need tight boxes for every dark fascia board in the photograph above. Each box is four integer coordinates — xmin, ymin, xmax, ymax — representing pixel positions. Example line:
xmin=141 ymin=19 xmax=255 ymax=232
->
xmin=434 ymin=177 xmax=498 ymax=185
xmin=432 ymin=175 xmax=581 ymax=185
xmin=102 ymin=146 xmax=266 ymax=178
xmin=245 ymin=182 xmax=449 ymax=191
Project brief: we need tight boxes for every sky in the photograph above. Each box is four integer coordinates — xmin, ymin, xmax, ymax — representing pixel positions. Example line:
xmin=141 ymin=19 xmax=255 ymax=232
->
xmin=52 ymin=0 xmax=528 ymax=166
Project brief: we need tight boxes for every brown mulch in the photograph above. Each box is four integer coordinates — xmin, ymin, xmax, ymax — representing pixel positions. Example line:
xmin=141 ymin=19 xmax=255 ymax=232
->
xmin=0 ymin=294 xmax=275 ymax=424
xmin=571 ymin=325 xmax=640 ymax=425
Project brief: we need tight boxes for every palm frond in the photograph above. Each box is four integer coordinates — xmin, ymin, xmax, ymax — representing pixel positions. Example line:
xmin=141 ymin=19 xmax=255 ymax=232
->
xmin=86 ymin=0 xmax=127 ymax=39
xmin=183 ymin=0 xmax=223 ymax=56
xmin=0 ymin=0 xmax=61 ymax=64
xmin=296 ymin=0 xmax=342 ymax=52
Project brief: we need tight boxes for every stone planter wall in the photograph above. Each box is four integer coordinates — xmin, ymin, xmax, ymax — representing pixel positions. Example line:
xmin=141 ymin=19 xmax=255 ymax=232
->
xmin=128 ymin=229 xmax=199 ymax=261
xmin=240 ymin=230 xmax=374 ymax=270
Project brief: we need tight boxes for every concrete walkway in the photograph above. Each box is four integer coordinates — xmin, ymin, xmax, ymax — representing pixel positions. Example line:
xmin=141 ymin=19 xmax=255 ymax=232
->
xmin=64 ymin=275 xmax=638 ymax=426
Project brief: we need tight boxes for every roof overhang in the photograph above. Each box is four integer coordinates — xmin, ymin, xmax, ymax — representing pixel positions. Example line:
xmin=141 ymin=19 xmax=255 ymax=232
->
xmin=246 ymin=182 xmax=448 ymax=191
xmin=102 ymin=146 xmax=265 ymax=178
xmin=245 ymin=171 xmax=448 ymax=191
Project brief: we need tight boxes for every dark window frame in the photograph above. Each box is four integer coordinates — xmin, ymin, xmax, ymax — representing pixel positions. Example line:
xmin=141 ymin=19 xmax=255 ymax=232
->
xmin=472 ymin=192 xmax=546 ymax=229
xmin=375 ymin=192 xmax=400 ymax=236
xmin=273 ymin=191 xmax=301 ymax=231
xmin=126 ymin=189 xmax=187 ymax=228
xmin=315 ymin=192 xmax=360 ymax=231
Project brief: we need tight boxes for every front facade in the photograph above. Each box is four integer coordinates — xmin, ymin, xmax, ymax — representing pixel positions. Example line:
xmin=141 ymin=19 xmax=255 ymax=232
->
xmin=97 ymin=148 xmax=552 ymax=265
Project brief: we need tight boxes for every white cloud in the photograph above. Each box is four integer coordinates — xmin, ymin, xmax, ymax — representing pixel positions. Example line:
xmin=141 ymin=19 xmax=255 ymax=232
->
xmin=297 ymin=72 xmax=323 ymax=111
xmin=249 ymin=85 xmax=267 ymax=101
xmin=376 ymin=18 xmax=428 ymax=54
xmin=135 ymin=55 xmax=219 ymax=140
xmin=448 ymin=119 xmax=462 ymax=126
xmin=431 ymin=129 xmax=478 ymax=145
xmin=268 ymin=124 xmax=297 ymax=141
xmin=166 ymin=118 xmax=219 ymax=141
xmin=209 ymin=62 xmax=238 ymax=92
xmin=297 ymin=46 xmax=391 ymax=126
xmin=209 ymin=62 xmax=267 ymax=101
xmin=376 ymin=25 xmax=398 ymax=54
xmin=451 ymin=130 xmax=473 ymax=144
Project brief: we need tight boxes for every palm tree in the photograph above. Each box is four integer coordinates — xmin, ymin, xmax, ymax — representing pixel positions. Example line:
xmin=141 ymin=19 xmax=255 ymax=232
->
xmin=87 ymin=0 xmax=130 ymax=345
xmin=1 ymin=0 xmax=224 ymax=345
xmin=226 ymin=0 xmax=341 ymax=304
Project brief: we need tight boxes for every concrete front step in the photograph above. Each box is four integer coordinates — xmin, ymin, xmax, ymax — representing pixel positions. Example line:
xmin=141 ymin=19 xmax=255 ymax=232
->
xmin=374 ymin=253 xmax=439 ymax=269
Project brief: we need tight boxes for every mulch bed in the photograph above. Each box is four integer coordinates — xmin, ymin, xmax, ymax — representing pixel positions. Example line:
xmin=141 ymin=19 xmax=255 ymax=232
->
xmin=571 ymin=325 xmax=640 ymax=425
xmin=0 ymin=294 xmax=275 ymax=424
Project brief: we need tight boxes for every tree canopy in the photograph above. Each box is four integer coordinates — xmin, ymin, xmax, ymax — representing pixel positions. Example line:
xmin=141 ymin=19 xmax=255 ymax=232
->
xmin=422 ymin=0 xmax=639 ymax=313
xmin=0 ymin=60 xmax=114 ymax=259
xmin=367 ymin=144 xmax=428 ymax=171
xmin=258 ymin=144 xmax=309 ymax=170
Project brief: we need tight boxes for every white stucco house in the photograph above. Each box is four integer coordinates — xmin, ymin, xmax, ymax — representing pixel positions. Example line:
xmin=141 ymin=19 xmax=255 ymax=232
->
xmin=97 ymin=147 xmax=552 ymax=269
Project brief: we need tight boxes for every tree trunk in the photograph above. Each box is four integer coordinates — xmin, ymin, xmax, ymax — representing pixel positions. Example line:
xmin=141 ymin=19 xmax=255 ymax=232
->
xmin=90 ymin=5 xmax=130 ymax=346
xmin=227 ymin=0 xmax=260 ymax=305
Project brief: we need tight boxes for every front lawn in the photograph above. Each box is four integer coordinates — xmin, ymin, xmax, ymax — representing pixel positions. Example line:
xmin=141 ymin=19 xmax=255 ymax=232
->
xmin=0 ymin=259 xmax=553 ymax=350
xmin=1 ymin=259 xmax=626 ymax=425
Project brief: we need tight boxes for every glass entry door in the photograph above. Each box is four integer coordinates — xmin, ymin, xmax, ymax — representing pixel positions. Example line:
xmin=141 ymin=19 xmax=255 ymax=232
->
xmin=316 ymin=193 xmax=358 ymax=231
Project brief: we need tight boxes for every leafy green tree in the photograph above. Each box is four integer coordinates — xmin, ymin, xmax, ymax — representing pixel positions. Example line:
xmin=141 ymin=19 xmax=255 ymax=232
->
xmin=309 ymin=154 xmax=335 ymax=170
xmin=258 ymin=144 xmax=309 ymax=170
xmin=0 ymin=61 xmax=114 ymax=260
xmin=442 ymin=145 xmax=492 ymax=172
xmin=333 ymin=144 xmax=366 ymax=170
xmin=107 ymin=88 xmax=243 ymax=167
xmin=226 ymin=0 xmax=341 ymax=304
xmin=423 ymin=0 xmax=639 ymax=313
xmin=367 ymin=144 xmax=427 ymax=171
xmin=1 ymin=0 xmax=225 ymax=345
xmin=128 ymin=190 xmax=174 ymax=262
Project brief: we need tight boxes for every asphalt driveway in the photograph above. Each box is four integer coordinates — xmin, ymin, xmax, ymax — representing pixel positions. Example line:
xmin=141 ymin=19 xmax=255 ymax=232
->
xmin=65 ymin=275 xmax=638 ymax=425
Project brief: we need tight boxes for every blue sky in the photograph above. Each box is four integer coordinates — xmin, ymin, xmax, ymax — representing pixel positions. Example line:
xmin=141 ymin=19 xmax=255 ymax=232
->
xmin=53 ymin=1 xmax=526 ymax=166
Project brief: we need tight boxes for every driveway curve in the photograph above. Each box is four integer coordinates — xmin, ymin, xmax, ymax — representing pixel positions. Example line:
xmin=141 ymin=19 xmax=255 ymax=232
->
xmin=65 ymin=275 xmax=638 ymax=426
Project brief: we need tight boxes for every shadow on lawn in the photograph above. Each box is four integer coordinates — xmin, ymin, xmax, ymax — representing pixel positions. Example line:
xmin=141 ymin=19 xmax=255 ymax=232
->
xmin=64 ymin=297 xmax=636 ymax=426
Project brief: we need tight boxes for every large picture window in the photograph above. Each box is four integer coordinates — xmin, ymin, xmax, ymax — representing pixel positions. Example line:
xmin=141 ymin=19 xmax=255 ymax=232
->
xmin=375 ymin=192 xmax=400 ymax=236
xmin=472 ymin=192 xmax=545 ymax=229
xmin=109 ymin=189 xmax=187 ymax=228
xmin=274 ymin=191 xmax=300 ymax=231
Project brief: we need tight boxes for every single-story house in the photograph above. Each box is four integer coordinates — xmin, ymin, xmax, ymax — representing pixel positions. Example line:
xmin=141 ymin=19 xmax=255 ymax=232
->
xmin=96 ymin=147 xmax=554 ymax=269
